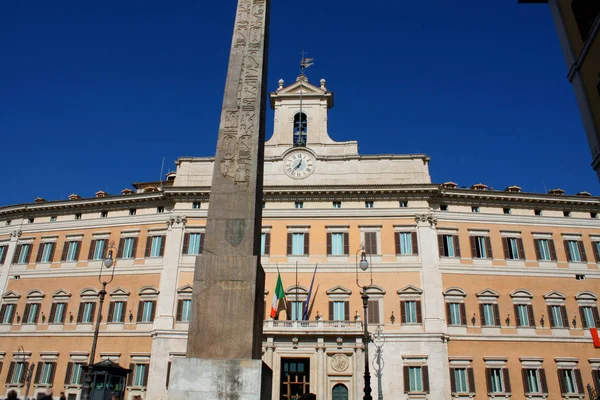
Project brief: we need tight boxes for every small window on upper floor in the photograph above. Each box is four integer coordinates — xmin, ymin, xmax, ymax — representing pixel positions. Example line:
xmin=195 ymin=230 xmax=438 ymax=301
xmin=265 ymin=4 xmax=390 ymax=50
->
xmin=563 ymin=210 xmax=571 ymax=217
xmin=503 ymin=208 xmax=511 ymax=215
xmin=100 ymin=211 xmax=108 ymax=218
xmin=440 ymin=204 xmax=448 ymax=211
xmin=591 ymin=212 xmax=598 ymax=219
xmin=293 ymin=112 xmax=307 ymax=147
xmin=192 ymin=202 xmax=201 ymax=209
xmin=5 ymin=220 xmax=11 ymax=226
xmin=157 ymin=206 xmax=165 ymax=214
xmin=471 ymin=206 xmax=480 ymax=213
xmin=571 ymin=0 xmax=600 ymax=42
xmin=129 ymin=209 xmax=137 ymax=216
xmin=534 ymin=209 xmax=542 ymax=216
xmin=262 ymin=202 xmax=266 ymax=209
xmin=50 ymin=216 xmax=57 ymax=222
xmin=28 ymin=218 xmax=35 ymax=223
xmin=333 ymin=201 xmax=342 ymax=209
xmin=365 ymin=201 xmax=374 ymax=208
xmin=399 ymin=201 xmax=408 ymax=208
xmin=75 ymin=213 xmax=82 ymax=220
xmin=295 ymin=201 xmax=304 ymax=209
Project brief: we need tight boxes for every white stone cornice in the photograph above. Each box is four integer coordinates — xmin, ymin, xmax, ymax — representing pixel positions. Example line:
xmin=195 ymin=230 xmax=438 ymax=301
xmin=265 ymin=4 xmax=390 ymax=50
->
xmin=434 ymin=211 xmax=600 ymax=229
xmin=448 ymin=334 xmax=594 ymax=344
xmin=440 ymin=265 xmax=600 ymax=278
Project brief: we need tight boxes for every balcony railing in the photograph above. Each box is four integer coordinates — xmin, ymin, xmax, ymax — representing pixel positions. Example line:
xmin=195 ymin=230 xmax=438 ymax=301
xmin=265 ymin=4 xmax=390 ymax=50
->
xmin=263 ymin=319 xmax=363 ymax=334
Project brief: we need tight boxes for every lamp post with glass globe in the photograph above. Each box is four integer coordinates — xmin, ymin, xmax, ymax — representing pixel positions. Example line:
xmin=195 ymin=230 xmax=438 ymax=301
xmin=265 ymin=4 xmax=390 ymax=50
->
xmin=372 ymin=325 xmax=386 ymax=400
xmin=81 ymin=244 xmax=116 ymax=400
xmin=356 ymin=246 xmax=373 ymax=400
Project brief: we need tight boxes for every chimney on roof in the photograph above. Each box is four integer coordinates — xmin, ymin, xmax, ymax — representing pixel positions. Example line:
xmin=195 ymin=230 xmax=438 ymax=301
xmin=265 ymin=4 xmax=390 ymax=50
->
xmin=121 ymin=188 xmax=135 ymax=195
xmin=576 ymin=191 xmax=592 ymax=197
xmin=166 ymin=172 xmax=176 ymax=181
xmin=505 ymin=185 xmax=522 ymax=193
xmin=471 ymin=183 xmax=488 ymax=191
xmin=95 ymin=190 xmax=108 ymax=198
xmin=34 ymin=197 xmax=46 ymax=203
xmin=144 ymin=186 xmax=159 ymax=193
xmin=442 ymin=182 xmax=458 ymax=189
xmin=548 ymin=188 xmax=565 ymax=195
xmin=68 ymin=194 xmax=82 ymax=200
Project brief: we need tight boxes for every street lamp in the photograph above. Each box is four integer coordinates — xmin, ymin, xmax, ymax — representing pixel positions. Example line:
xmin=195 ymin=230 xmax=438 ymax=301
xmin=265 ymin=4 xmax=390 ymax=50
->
xmin=372 ymin=325 xmax=386 ymax=400
xmin=81 ymin=244 xmax=116 ymax=400
xmin=356 ymin=246 xmax=373 ymax=400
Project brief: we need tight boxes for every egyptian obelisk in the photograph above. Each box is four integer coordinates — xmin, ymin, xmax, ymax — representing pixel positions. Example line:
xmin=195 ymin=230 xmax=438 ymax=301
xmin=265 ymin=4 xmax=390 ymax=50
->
xmin=168 ymin=0 xmax=271 ymax=398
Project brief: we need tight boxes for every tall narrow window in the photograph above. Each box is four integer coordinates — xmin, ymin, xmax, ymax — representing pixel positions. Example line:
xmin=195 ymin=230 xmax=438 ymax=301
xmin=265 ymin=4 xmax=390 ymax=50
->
xmin=289 ymin=301 xmax=304 ymax=321
xmin=454 ymin=369 xmax=468 ymax=393
xmin=535 ymin=239 xmax=556 ymax=261
xmin=470 ymin=236 xmax=492 ymax=259
xmin=502 ymin=237 xmax=524 ymax=260
xmin=260 ymin=232 xmax=271 ymax=256
xmin=137 ymin=301 xmax=155 ymax=323
xmin=487 ymin=368 xmax=508 ymax=393
xmin=108 ymin=301 xmax=126 ymax=323
xmin=10 ymin=362 xmax=28 ymax=384
xmin=293 ymin=113 xmax=307 ymax=147
xmin=438 ymin=234 xmax=460 ymax=258
xmin=77 ymin=302 xmax=96 ymax=324
xmin=15 ymin=244 xmax=32 ymax=264
xmin=559 ymin=368 xmax=583 ymax=395
xmin=62 ymin=241 xmax=81 ymax=262
xmin=36 ymin=362 xmax=56 ymax=385
xmin=132 ymin=364 xmax=149 ymax=387
xmin=332 ymin=301 xmax=345 ymax=321
xmin=67 ymin=362 xmax=85 ymax=385
xmin=49 ymin=302 xmax=67 ymax=324
xmin=401 ymin=301 xmax=421 ymax=324
xmin=37 ymin=242 xmax=55 ymax=263
xmin=364 ymin=232 xmax=378 ymax=255
xmin=580 ymin=306 xmax=600 ymax=328
xmin=480 ymin=303 xmax=500 ymax=327
xmin=0 ymin=245 xmax=7 ymax=264
xmin=177 ymin=299 xmax=192 ymax=322
xmin=395 ymin=232 xmax=418 ymax=255
xmin=90 ymin=239 xmax=107 ymax=261
xmin=327 ymin=232 xmax=348 ymax=256
xmin=183 ymin=233 xmax=204 ymax=256
xmin=447 ymin=303 xmax=466 ymax=326
xmin=287 ymin=233 xmax=309 ymax=256
xmin=514 ymin=304 xmax=535 ymax=327
xmin=403 ymin=365 xmax=429 ymax=393
xmin=118 ymin=237 xmax=137 ymax=259
xmin=564 ymin=240 xmax=586 ymax=263
xmin=145 ymin=235 xmax=166 ymax=258
xmin=522 ymin=368 xmax=548 ymax=394
xmin=24 ymin=303 xmax=40 ymax=324
xmin=548 ymin=305 xmax=568 ymax=328
xmin=0 ymin=303 xmax=15 ymax=324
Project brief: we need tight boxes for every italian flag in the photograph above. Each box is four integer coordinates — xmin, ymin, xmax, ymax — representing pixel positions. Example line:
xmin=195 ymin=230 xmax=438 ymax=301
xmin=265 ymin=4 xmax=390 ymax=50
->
xmin=270 ymin=273 xmax=285 ymax=318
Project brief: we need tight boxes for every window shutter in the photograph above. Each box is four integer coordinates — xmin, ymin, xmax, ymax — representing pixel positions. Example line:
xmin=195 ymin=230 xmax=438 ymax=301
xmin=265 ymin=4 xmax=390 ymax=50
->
xmin=64 ymin=362 xmax=73 ymax=385
xmin=593 ymin=242 xmax=600 ymax=262
xmin=513 ymin=305 xmax=521 ymax=326
xmin=150 ymin=301 xmax=156 ymax=321
xmin=285 ymin=301 xmax=292 ymax=320
xmin=176 ymin=300 xmax=183 ymax=322
xmin=502 ymin=368 xmax=511 ymax=393
xmin=403 ymin=366 xmax=410 ymax=393
xmin=580 ymin=307 xmax=588 ymax=329
xmin=182 ymin=233 xmax=190 ymax=255
xmin=90 ymin=303 xmax=96 ymax=323
xmin=76 ymin=303 xmax=84 ymax=323
xmin=35 ymin=244 xmax=44 ymax=263
xmin=102 ymin=239 xmax=110 ymax=259
xmin=564 ymin=240 xmax=572 ymax=262
xmin=143 ymin=364 xmax=149 ymax=386
xmin=449 ymin=368 xmax=457 ymax=393
xmin=574 ymin=369 xmax=583 ymax=394
xmin=437 ymin=235 xmax=444 ymax=257
xmin=79 ymin=363 xmax=87 ymax=384
xmin=560 ymin=305 xmax=569 ymax=328
xmin=117 ymin=238 xmax=125 ymax=258
xmin=264 ymin=233 xmax=270 ymax=256
xmin=329 ymin=302 xmax=334 ymax=321
xmin=467 ymin=368 xmax=476 ymax=393
xmin=166 ymin=361 xmax=171 ymax=389
xmin=445 ymin=303 xmax=451 ymax=323
xmin=502 ymin=238 xmax=510 ymax=259
xmin=137 ymin=303 xmax=144 ymax=322
xmin=49 ymin=303 xmax=57 ymax=323
xmin=49 ymin=362 xmax=56 ymax=385
xmin=88 ymin=240 xmax=96 ymax=260
xmin=145 ymin=237 xmax=152 ymax=257
xmin=287 ymin=233 xmax=292 ymax=255
xmin=479 ymin=304 xmax=485 ymax=326
xmin=521 ymin=369 xmax=529 ymax=393
xmin=594 ymin=369 xmax=600 ymax=393
xmin=23 ymin=303 xmax=31 ymax=323
xmin=557 ymin=370 xmax=567 ymax=394
xmin=48 ymin=243 xmax=56 ymax=262
xmin=517 ymin=238 xmax=525 ymax=260
xmin=0 ymin=246 xmax=6 ymax=264
xmin=199 ymin=233 xmax=205 ymax=254
xmin=460 ymin=304 xmax=467 ymax=326
xmin=304 ymin=233 xmax=310 ymax=255
xmin=411 ymin=232 xmax=419 ymax=255
xmin=34 ymin=362 xmax=42 ymax=384
xmin=25 ymin=245 xmax=32 ymax=264
xmin=493 ymin=304 xmax=501 ymax=326
xmin=372 ymin=300 xmax=380 ymax=324
xmin=423 ymin=366 xmax=430 ymax=393
xmin=453 ymin=235 xmax=461 ymax=257
xmin=547 ymin=306 xmax=555 ymax=327
xmin=131 ymin=237 xmax=138 ymax=258
xmin=485 ymin=237 xmax=493 ymax=259
xmin=6 ymin=362 xmax=14 ymax=384
xmin=159 ymin=236 xmax=166 ymax=256
xmin=12 ymin=245 xmax=22 ymax=264
xmin=344 ymin=301 xmax=350 ymax=321
xmin=343 ymin=232 xmax=349 ymax=255
xmin=416 ymin=301 xmax=422 ymax=323
xmin=0 ymin=305 xmax=5 ymax=322
xmin=485 ymin=368 xmax=492 ymax=394
xmin=527 ymin=305 xmax=535 ymax=327
xmin=127 ymin=364 xmax=135 ymax=386
xmin=539 ymin=368 xmax=548 ymax=393
xmin=395 ymin=233 xmax=401 ymax=255
xmin=120 ymin=302 xmax=126 ymax=322
xmin=326 ymin=233 xmax=332 ymax=255
xmin=74 ymin=242 xmax=81 ymax=261
xmin=21 ymin=363 xmax=29 ymax=384
xmin=400 ymin=302 xmax=407 ymax=324
xmin=549 ymin=240 xmax=557 ymax=261
xmin=578 ymin=241 xmax=587 ymax=262
xmin=107 ymin=302 xmax=115 ymax=323
xmin=32 ymin=304 xmax=40 ymax=323
xmin=534 ymin=240 xmax=542 ymax=260
xmin=470 ymin=236 xmax=477 ymax=258
xmin=593 ymin=306 xmax=600 ymax=328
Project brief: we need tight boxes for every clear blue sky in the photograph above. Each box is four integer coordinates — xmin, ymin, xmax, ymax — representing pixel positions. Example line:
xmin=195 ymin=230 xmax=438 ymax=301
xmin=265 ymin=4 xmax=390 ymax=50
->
xmin=0 ymin=0 xmax=596 ymax=206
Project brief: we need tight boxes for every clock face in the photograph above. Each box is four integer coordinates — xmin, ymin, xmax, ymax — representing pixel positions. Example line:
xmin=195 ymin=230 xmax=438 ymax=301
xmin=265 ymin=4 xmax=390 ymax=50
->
xmin=283 ymin=151 xmax=315 ymax=179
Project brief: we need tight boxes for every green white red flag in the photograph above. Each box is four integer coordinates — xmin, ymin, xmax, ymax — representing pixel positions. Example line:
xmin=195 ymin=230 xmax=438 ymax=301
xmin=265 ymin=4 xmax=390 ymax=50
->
xmin=270 ymin=272 xmax=285 ymax=318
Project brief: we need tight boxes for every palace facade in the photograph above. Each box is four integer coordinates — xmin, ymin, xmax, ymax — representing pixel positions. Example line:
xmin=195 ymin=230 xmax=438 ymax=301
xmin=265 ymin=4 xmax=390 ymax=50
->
xmin=0 ymin=75 xmax=599 ymax=400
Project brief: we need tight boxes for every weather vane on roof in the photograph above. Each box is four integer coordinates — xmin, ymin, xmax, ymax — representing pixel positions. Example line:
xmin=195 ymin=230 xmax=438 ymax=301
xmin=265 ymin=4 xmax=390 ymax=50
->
xmin=300 ymin=49 xmax=314 ymax=76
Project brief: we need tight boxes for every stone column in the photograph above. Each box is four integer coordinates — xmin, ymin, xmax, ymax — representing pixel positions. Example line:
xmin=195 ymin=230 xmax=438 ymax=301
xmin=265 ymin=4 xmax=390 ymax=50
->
xmin=316 ymin=338 xmax=325 ymax=400
xmin=153 ymin=215 xmax=186 ymax=331
xmin=264 ymin=337 xmax=275 ymax=367
xmin=0 ymin=230 xmax=21 ymax=295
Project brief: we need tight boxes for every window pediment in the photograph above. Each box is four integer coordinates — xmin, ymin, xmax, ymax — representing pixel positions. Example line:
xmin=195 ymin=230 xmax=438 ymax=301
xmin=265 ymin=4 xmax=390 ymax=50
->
xmin=177 ymin=284 xmax=193 ymax=294
xmin=476 ymin=289 xmax=499 ymax=299
xmin=52 ymin=289 xmax=72 ymax=300
xmin=575 ymin=291 xmax=597 ymax=301
xmin=363 ymin=285 xmax=386 ymax=296
xmin=27 ymin=289 xmax=45 ymax=300
xmin=80 ymin=288 xmax=99 ymax=299
xmin=139 ymin=286 xmax=159 ymax=300
xmin=2 ymin=290 xmax=21 ymax=302
xmin=543 ymin=290 xmax=566 ymax=300
xmin=510 ymin=289 xmax=533 ymax=300
xmin=443 ymin=287 xmax=466 ymax=297
xmin=326 ymin=285 xmax=352 ymax=296
xmin=397 ymin=285 xmax=423 ymax=296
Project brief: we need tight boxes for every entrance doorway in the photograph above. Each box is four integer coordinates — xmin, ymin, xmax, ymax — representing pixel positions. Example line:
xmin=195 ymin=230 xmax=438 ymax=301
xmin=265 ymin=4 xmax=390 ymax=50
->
xmin=280 ymin=358 xmax=310 ymax=400
xmin=332 ymin=384 xmax=348 ymax=400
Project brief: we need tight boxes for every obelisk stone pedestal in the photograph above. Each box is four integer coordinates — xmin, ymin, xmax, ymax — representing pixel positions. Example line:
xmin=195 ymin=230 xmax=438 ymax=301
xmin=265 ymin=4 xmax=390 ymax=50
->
xmin=168 ymin=358 xmax=272 ymax=400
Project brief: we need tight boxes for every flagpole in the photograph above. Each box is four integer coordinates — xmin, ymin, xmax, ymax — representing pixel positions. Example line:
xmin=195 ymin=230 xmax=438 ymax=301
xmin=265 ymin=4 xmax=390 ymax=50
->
xmin=295 ymin=261 xmax=298 ymax=320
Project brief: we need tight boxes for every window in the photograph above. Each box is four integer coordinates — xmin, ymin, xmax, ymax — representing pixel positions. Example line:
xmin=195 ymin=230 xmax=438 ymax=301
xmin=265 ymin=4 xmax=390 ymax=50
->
xmin=440 ymin=204 xmax=448 ymax=211
xmin=117 ymin=237 xmax=137 ymax=259
xmin=287 ymin=232 xmax=309 ymax=256
xmin=395 ymin=232 xmax=418 ymax=255
xmin=332 ymin=384 xmax=348 ymax=400
xmin=28 ymin=218 xmax=35 ymax=223
xmin=365 ymin=201 xmax=374 ymax=208
xmin=367 ymin=299 xmax=380 ymax=324
xmin=6 ymin=220 xmax=11 ymax=225
xmin=580 ymin=306 xmax=600 ymax=328
xmin=571 ymin=0 xmax=600 ymax=41
xmin=503 ymin=208 xmax=511 ymax=215
xmin=288 ymin=301 xmax=304 ymax=321
xmin=137 ymin=301 xmax=156 ymax=323
xmin=486 ymin=368 xmax=510 ymax=394
xmin=594 ymin=241 xmax=600 ymax=262
xmin=177 ymin=299 xmax=192 ymax=322
xmin=472 ymin=206 xmax=480 ymax=213
xmin=450 ymin=368 xmax=475 ymax=394
xmin=157 ymin=206 xmax=165 ymax=214
xmin=401 ymin=301 xmax=422 ymax=324
xmin=107 ymin=301 xmax=126 ymax=323
xmin=23 ymin=303 xmax=40 ymax=324
xmin=75 ymin=213 xmax=82 ymax=220
xmin=480 ymin=303 xmax=500 ymax=327
xmin=36 ymin=242 xmax=55 ymax=263
xmin=183 ymin=233 xmax=204 ymax=255
xmin=66 ymin=362 xmax=85 ymax=385
xmin=563 ymin=210 xmax=571 ymax=217
xmin=446 ymin=303 xmax=466 ymax=326
xmin=14 ymin=243 xmax=32 ymax=264
xmin=0 ymin=303 xmax=15 ymax=324
xmin=0 ymin=245 xmax=7 ymax=264
xmin=403 ymin=365 xmax=429 ymax=393
xmin=129 ymin=209 xmax=137 ymax=216
xmin=49 ymin=302 xmax=67 ymax=324
xmin=592 ymin=212 xmax=598 ymax=219
xmin=364 ymin=231 xmax=378 ymax=255
xmin=9 ymin=361 xmax=28 ymax=384
xmin=192 ymin=202 xmax=201 ymax=209
xmin=327 ymin=232 xmax=348 ymax=256
xmin=502 ymin=237 xmax=524 ymax=260
xmin=399 ymin=201 xmax=408 ymax=208
xmin=294 ymin=201 xmax=304 ymax=209
xmin=280 ymin=358 xmax=310 ymax=400
xmin=332 ymin=201 xmax=341 ymax=208
xmin=558 ymin=368 xmax=583 ymax=395
xmin=470 ymin=236 xmax=492 ymax=259
xmin=438 ymin=234 xmax=460 ymax=258
xmin=548 ymin=305 xmax=568 ymax=328
xmin=35 ymin=362 xmax=56 ymax=385
xmin=100 ymin=211 xmax=108 ymax=218
xmin=522 ymin=368 xmax=548 ymax=394
xmin=329 ymin=301 xmax=348 ymax=321
xmin=534 ymin=209 xmax=542 ymax=216
xmin=534 ymin=239 xmax=556 ymax=261
xmin=514 ymin=304 xmax=535 ymax=327
xmin=88 ymin=239 xmax=108 ymax=261
xmin=131 ymin=363 xmax=149 ymax=387
xmin=62 ymin=241 xmax=80 ymax=262
xmin=564 ymin=239 xmax=586 ymax=263
xmin=77 ymin=302 xmax=96 ymax=324
xmin=145 ymin=235 xmax=165 ymax=258
xmin=293 ymin=112 xmax=307 ymax=147
xmin=50 ymin=216 xmax=57 ymax=222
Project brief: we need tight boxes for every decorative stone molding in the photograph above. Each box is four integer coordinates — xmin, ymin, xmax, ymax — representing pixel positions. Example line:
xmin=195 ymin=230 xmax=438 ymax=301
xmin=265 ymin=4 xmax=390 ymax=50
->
xmin=415 ymin=214 xmax=437 ymax=227
xmin=167 ymin=215 xmax=187 ymax=228
xmin=11 ymin=229 xmax=22 ymax=238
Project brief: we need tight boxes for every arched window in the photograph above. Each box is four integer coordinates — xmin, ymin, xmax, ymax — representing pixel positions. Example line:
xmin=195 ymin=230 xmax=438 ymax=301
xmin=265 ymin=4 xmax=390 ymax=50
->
xmin=293 ymin=113 xmax=307 ymax=147
xmin=332 ymin=384 xmax=348 ymax=400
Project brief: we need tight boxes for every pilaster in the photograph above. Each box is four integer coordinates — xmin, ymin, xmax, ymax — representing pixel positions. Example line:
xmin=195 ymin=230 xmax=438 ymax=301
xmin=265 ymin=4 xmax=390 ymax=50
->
xmin=316 ymin=338 xmax=325 ymax=400
xmin=0 ymin=230 xmax=22 ymax=295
